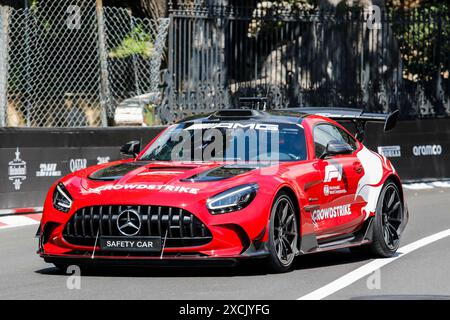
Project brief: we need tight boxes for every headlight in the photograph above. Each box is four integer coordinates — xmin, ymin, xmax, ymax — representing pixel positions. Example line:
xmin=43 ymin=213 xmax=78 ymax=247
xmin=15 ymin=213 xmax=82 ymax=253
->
xmin=52 ymin=183 xmax=73 ymax=213
xmin=206 ymin=184 xmax=258 ymax=214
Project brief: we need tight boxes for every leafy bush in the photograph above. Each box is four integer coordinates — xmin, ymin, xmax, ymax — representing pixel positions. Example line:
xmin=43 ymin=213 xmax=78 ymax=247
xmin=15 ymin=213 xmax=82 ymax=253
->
xmin=109 ymin=24 xmax=154 ymax=58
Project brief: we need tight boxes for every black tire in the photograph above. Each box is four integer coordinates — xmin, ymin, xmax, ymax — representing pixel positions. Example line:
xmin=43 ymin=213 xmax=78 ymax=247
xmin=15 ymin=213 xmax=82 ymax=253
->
xmin=265 ymin=191 xmax=299 ymax=273
xmin=366 ymin=181 xmax=404 ymax=257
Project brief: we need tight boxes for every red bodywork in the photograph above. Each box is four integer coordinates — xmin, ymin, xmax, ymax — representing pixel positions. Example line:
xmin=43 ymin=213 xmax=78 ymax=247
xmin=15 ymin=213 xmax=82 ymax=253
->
xmin=38 ymin=115 xmax=406 ymax=265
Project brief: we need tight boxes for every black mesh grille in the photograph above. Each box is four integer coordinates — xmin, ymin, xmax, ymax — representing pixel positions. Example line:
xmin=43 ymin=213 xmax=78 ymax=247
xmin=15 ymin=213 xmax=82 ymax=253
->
xmin=62 ymin=205 xmax=212 ymax=248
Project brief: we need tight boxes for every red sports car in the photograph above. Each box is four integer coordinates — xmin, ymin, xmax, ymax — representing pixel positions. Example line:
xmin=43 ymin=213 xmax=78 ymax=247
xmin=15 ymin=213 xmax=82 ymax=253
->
xmin=38 ymin=108 xmax=408 ymax=273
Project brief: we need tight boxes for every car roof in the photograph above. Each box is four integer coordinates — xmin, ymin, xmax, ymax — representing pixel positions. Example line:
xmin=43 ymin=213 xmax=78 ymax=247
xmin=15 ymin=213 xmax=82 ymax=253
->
xmin=178 ymin=109 xmax=311 ymax=125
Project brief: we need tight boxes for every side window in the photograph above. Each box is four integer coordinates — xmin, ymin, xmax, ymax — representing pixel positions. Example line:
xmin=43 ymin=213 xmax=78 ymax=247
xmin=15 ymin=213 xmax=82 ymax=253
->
xmin=313 ymin=124 xmax=356 ymax=158
xmin=336 ymin=127 xmax=358 ymax=151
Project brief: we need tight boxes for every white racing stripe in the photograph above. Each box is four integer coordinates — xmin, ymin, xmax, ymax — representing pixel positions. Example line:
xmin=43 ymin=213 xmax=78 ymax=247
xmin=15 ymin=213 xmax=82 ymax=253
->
xmin=298 ymin=229 xmax=450 ymax=300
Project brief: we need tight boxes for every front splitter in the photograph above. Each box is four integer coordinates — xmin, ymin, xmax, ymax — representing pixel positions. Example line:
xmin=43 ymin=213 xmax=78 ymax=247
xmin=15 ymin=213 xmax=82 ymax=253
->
xmin=41 ymin=251 xmax=269 ymax=268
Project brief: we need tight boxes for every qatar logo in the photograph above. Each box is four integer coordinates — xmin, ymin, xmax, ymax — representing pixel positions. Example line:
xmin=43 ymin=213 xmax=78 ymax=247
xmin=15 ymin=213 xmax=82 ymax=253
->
xmin=70 ymin=158 xmax=87 ymax=172
xmin=116 ymin=209 xmax=141 ymax=236
xmin=8 ymin=148 xmax=27 ymax=190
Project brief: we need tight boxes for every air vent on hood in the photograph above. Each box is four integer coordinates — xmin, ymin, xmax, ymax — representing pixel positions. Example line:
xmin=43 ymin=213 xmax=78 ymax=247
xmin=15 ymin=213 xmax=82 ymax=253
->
xmin=147 ymin=166 xmax=195 ymax=171
xmin=89 ymin=163 xmax=196 ymax=181
xmin=88 ymin=162 xmax=149 ymax=181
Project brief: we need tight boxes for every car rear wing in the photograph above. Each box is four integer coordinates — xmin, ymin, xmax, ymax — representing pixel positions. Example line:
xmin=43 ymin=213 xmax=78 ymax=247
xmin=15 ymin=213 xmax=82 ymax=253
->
xmin=291 ymin=107 xmax=399 ymax=142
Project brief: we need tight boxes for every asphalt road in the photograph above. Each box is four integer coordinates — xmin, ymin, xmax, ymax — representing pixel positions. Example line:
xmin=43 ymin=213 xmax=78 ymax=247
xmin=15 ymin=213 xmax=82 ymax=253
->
xmin=1 ymin=188 xmax=450 ymax=300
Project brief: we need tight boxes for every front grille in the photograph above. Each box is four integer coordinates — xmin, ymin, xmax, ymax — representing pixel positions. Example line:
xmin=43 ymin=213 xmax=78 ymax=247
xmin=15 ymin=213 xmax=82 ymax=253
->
xmin=63 ymin=205 xmax=212 ymax=248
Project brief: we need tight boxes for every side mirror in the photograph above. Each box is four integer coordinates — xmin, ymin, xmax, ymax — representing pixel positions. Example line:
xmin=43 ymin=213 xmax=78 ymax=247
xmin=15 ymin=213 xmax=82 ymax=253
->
xmin=320 ymin=141 xmax=353 ymax=159
xmin=120 ymin=140 xmax=140 ymax=158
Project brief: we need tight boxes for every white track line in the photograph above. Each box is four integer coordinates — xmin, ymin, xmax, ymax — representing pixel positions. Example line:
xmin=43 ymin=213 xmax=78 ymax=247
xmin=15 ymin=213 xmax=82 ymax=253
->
xmin=402 ymin=183 xmax=434 ymax=190
xmin=298 ymin=229 xmax=450 ymax=300
xmin=431 ymin=181 xmax=450 ymax=188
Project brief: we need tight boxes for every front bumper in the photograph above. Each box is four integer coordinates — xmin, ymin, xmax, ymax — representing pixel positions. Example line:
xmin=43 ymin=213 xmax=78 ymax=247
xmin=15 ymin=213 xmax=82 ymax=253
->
xmin=38 ymin=171 xmax=280 ymax=266
xmin=38 ymin=200 xmax=272 ymax=263
xmin=39 ymin=241 xmax=269 ymax=267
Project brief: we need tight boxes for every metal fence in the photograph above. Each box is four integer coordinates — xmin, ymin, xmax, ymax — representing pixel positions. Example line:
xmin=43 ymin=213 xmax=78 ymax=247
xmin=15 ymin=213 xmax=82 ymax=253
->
xmin=160 ymin=1 xmax=450 ymax=123
xmin=1 ymin=1 xmax=449 ymax=126
xmin=0 ymin=0 xmax=169 ymax=127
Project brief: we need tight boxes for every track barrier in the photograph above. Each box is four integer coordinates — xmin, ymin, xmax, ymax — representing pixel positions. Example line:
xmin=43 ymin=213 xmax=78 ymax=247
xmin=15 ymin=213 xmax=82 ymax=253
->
xmin=1 ymin=119 xmax=449 ymax=212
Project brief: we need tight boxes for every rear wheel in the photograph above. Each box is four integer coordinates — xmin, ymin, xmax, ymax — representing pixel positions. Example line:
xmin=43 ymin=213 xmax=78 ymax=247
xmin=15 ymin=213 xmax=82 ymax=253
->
xmin=366 ymin=181 xmax=404 ymax=257
xmin=266 ymin=192 xmax=299 ymax=273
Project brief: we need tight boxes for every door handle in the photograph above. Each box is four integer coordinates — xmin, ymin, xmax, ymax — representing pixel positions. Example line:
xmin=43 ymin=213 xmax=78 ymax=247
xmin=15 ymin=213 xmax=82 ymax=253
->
xmin=352 ymin=162 xmax=363 ymax=174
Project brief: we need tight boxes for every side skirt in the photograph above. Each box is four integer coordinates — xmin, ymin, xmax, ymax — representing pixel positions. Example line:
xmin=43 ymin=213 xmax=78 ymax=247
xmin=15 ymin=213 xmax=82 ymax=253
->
xmin=299 ymin=218 xmax=374 ymax=255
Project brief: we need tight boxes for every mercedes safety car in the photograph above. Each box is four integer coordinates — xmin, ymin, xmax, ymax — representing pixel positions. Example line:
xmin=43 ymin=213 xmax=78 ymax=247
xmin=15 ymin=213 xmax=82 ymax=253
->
xmin=38 ymin=108 xmax=408 ymax=273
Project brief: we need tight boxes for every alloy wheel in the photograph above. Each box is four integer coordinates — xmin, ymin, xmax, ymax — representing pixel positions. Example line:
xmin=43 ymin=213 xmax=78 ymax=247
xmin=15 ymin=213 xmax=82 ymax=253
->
xmin=272 ymin=196 xmax=298 ymax=266
xmin=381 ymin=185 xmax=403 ymax=250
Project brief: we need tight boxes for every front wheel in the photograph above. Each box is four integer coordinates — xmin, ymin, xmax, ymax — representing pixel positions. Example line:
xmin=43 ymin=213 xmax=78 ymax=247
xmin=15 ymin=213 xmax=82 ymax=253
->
xmin=367 ymin=181 xmax=404 ymax=257
xmin=265 ymin=192 xmax=299 ymax=273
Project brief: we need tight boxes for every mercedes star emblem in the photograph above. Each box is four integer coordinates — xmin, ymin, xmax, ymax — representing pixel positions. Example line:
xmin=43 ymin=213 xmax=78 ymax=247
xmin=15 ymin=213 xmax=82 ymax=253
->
xmin=116 ymin=209 xmax=141 ymax=236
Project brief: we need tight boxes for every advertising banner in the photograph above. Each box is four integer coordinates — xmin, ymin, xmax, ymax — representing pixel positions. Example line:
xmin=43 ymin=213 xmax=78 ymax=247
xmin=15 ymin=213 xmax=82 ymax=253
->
xmin=1 ymin=120 xmax=449 ymax=211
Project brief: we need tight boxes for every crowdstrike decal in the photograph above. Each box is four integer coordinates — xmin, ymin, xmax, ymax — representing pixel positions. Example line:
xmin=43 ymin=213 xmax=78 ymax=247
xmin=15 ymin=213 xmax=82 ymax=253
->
xmin=8 ymin=148 xmax=27 ymax=190
xmin=84 ymin=184 xmax=200 ymax=195
xmin=412 ymin=145 xmax=442 ymax=157
xmin=312 ymin=204 xmax=352 ymax=224
xmin=377 ymin=146 xmax=401 ymax=158
xmin=36 ymin=163 xmax=61 ymax=177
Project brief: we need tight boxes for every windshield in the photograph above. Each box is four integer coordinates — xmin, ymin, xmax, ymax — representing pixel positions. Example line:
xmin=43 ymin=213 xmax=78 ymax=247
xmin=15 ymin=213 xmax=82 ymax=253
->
xmin=139 ymin=122 xmax=307 ymax=162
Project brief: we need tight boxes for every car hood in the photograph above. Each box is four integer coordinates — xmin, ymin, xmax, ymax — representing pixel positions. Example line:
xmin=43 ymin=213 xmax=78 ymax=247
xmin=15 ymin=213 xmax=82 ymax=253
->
xmin=64 ymin=161 xmax=272 ymax=204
